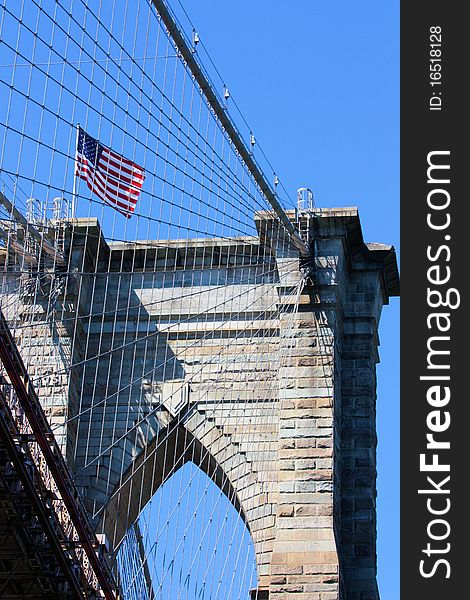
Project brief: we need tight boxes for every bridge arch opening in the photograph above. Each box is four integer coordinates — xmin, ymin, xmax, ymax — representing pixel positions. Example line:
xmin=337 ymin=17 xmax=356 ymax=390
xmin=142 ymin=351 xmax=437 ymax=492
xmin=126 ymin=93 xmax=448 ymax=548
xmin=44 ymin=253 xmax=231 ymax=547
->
xmin=116 ymin=461 xmax=257 ymax=599
xmin=100 ymin=423 xmax=248 ymax=550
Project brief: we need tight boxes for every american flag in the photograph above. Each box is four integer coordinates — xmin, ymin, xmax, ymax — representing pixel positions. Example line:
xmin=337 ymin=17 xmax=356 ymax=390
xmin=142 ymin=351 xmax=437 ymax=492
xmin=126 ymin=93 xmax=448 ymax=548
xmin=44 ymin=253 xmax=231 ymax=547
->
xmin=75 ymin=127 xmax=145 ymax=218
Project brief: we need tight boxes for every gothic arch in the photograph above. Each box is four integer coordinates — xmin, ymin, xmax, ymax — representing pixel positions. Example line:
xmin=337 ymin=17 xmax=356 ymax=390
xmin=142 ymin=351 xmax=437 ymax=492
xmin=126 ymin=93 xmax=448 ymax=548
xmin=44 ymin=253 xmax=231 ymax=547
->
xmin=100 ymin=420 xmax=247 ymax=553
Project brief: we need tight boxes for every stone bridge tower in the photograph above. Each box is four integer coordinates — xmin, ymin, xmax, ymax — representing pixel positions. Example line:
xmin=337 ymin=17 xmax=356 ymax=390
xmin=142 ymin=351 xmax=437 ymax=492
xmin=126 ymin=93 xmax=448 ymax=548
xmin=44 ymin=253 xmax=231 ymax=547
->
xmin=11 ymin=207 xmax=398 ymax=599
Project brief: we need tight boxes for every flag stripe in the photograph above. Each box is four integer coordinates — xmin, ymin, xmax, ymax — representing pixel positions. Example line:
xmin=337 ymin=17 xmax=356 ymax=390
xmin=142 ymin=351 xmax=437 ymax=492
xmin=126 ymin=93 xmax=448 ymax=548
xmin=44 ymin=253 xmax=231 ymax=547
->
xmin=76 ymin=170 xmax=135 ymax=212
xmin=76 ymin=160 xmax=138 ymax=205
xmin=101 ymin=151 xmax=145 ymax=183
xmin=76 ymin=168 xmax=136 ymax=217
xmin=76 ymin=165 xmax=137 ymax=212
xmin=103 ymin=148 xmax=145 ymax=179
xmin=97 ymin=159 xmax=144 ymax=189
xmin=76 ymin=156 xmax=141 ymax=200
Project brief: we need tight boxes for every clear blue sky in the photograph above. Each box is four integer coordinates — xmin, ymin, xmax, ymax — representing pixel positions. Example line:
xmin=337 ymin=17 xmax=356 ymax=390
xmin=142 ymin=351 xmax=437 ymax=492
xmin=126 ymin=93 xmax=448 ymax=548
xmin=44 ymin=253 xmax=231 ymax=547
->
xmin=177 ymin=1 xmax=400 ymax=597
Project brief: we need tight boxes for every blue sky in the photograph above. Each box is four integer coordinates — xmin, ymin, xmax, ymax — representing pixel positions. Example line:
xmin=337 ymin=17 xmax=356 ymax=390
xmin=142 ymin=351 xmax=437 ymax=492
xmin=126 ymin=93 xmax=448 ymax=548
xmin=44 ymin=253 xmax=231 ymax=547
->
xmin=178 ymin=1 xmax=400 ymax=597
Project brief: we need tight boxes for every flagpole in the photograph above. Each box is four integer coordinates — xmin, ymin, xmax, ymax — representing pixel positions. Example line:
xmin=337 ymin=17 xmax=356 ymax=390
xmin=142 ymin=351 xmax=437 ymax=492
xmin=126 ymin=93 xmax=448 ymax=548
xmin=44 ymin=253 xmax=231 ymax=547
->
xmin=71 ymin=123 xmax=80 ymax=220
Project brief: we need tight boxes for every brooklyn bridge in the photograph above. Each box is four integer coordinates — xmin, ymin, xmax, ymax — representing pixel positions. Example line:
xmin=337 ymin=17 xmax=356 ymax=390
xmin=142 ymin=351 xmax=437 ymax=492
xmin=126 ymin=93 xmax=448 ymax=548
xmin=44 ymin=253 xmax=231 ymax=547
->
xmin=0 ymin=1 xmax=399 ymax=598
